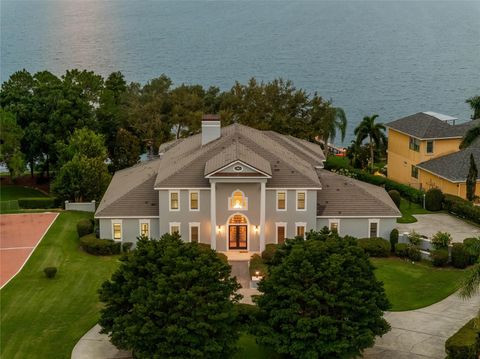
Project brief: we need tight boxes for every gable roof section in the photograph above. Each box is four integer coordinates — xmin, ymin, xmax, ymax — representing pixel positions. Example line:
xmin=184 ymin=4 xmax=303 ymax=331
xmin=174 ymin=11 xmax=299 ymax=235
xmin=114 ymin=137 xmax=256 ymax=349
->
xmin=316 ymin=170 xmax=401 ymax=217
xmin=416 ymin=142 xmax=480 ymax=182
xmin=95 ymin=158 xmax=161 ymax=217
xmin=154 ymin=124 xmax=323 ymax=188
xmin=386 ymin=112 xmax=475 ymax=139
xmin=204 ymin=141 xmax=272 ymax=176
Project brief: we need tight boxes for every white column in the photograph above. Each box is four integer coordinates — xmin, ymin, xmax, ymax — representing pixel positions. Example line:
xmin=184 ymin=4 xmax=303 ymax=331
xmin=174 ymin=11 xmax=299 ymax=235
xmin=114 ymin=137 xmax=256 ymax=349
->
xmin=260 ymin=181 xmax=266 ymax=252
xmin=210 ymin=181 xmax=216 ymax=250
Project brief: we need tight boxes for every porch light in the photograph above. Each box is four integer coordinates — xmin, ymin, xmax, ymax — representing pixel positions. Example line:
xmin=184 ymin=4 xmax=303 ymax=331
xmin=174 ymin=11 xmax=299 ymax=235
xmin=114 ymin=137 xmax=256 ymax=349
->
xmin=216 ymin=225 xmax=223 ymax=233
xmin=254 ymin=225 xmax=260 ymax=233
xmin=255 ymin=270 xmax=260 ymax=276
xmin=234 ymin=200 xmax=242 ymax=209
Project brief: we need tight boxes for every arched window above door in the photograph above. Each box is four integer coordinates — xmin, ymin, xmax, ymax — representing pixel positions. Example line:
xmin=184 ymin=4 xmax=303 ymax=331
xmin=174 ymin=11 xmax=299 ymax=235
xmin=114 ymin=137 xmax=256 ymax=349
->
xmin=228 ymin=189 xmax=248 ymax=210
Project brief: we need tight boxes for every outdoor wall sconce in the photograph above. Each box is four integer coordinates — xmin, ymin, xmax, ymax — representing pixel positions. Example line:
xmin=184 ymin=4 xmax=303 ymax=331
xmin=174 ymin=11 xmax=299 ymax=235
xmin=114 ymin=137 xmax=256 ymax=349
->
xmin=216 ymin=225 xmax=223 ymax=233
xmin=254 ymin=225 xmax=260 ymax=233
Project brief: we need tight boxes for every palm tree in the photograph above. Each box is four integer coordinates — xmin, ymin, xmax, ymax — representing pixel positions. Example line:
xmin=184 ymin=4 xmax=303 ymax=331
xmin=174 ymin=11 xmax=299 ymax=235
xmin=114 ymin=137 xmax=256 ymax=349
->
xmin=466 ymin=95 xmax=480 ymax=120
xmin=311 ymin=99 xmax=347 ymax=156
xmin=460 ymin=263 xmax=480 ymax=299
xmin=354 ymin=114 xmax=387 ymax=170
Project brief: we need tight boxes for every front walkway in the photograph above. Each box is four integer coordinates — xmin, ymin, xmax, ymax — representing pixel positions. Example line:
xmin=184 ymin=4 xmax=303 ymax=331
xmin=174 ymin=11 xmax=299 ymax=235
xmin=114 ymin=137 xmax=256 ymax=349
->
xmin=396 ymin=213 xmax=480 ymax=242
xmin=364 ymin=292 xmax=480 ymax=358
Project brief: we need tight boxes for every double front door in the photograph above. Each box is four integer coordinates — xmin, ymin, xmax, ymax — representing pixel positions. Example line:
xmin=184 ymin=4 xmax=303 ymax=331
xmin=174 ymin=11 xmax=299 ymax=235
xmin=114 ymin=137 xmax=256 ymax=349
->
xmin=229 ymin=225 xmax=247 ymax=250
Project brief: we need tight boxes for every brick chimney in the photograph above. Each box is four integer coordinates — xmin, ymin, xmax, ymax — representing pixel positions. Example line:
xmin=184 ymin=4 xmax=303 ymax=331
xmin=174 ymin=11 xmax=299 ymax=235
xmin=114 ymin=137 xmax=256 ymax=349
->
xmin=201 ymin=114 xmax=221 ymax=146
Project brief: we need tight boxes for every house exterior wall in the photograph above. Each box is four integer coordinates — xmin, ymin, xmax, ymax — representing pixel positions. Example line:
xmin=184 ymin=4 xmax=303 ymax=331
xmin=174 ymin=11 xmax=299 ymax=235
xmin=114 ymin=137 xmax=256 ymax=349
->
xmin=158 ymin=189 xmax=211 ymax=243
xmin=99 ymin=218 xmax=160 ymax=245
xmin=418 ymin=168 xmax=480 ymax=199
xmin=387 ymin=128 xmax=461 ymax=188
xmin=316 ymin=217 xmax=396 ymax=239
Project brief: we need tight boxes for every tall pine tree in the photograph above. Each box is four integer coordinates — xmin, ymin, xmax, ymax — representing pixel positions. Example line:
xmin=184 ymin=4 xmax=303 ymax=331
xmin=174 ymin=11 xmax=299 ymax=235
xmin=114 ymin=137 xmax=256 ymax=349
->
xmin=466 ymin=153 xmax=478 ymax=201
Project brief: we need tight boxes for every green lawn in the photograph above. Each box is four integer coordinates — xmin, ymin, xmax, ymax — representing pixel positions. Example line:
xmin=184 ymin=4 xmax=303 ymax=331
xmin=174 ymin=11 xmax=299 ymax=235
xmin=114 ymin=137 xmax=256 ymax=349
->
xmin=0 ymin=211 xmax=120 ymax=359
xmin=0 ymin=185 xmax=48 ymax=201
xmin=397 ymin=197 xmax=433 ymax=223
xmin=234 ymin=333 xmax=280 ymax=359
xmin=371 ymin=257 xmax=467 ymax=311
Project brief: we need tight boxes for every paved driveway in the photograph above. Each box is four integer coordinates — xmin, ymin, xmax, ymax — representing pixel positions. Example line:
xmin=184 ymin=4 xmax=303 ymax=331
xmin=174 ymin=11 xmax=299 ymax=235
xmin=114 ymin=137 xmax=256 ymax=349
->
xmin=396 ymin=213 xmax=480 ymax=242
xmin=364 ymin=292 xmax=480 ymax=358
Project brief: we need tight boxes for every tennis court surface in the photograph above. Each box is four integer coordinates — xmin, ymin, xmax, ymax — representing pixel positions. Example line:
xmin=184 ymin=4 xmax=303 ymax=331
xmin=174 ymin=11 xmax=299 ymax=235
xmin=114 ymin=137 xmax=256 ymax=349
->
xmin=0 ymin=213 xmax=58 ymax=288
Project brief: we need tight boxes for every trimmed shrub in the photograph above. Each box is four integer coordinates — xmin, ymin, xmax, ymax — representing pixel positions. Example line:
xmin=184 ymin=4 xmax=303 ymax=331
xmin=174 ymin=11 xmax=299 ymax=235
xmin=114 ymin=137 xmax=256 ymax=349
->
xmin=261 ymin=243 xmax=278 ymax=264
xmin=216 ymin=252 xmax=228 ymax=264
xmin=76 ymin=219 xmax=94 ymax=238
xmin=443 ymin=194 xmax=480 ymax=225
xmin=445 ymin=318 xmax=480 ymax=359
xmin=43 ymin=267 xmax=57 ymax=279
xmin=408 ymin=230 xmax=422 ymax=246
xmin=408 ymin=246 xmax=422 ymax=262
xmin=197 ymin=242 xmax=228 ymax=264
xmin=390 ymin=229 xmax=399 ymax=252
xmin=431 ymin=231 xmax=452 ymax=250
xmin=395 ymin=243 xmax=409 ymax=258
xmin=122 ymin=242 xmax=133 ymax=253
xmin=431 ymin=249 xmax=449 ymax=267
xmin=79 ymin=234 xmax=121 ymax=255
xmin=451 ymin=243 xmax=469 ymax=269
xmin=357 ymin=237 xmax=390 ymax=257
xmin=464 ymin=237 xmax=480 ymax=265
xmin=250 ymin=254 xmax=268 ymax=277
xmin=388 ymin=190 xmax=401 ymax=208
xmin=235 ymin=303 xmax=260 ymax=327
xmin=425 ymin=188 xmax=444 ymax=211
xmin=18 ymin=197 xmax=56 ymax=209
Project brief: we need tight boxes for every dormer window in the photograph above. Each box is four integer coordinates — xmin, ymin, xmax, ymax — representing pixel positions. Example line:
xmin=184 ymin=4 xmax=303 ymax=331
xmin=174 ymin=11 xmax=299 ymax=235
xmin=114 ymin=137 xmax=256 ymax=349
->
xmin=229 ymin=190 xmax=248 ymax=210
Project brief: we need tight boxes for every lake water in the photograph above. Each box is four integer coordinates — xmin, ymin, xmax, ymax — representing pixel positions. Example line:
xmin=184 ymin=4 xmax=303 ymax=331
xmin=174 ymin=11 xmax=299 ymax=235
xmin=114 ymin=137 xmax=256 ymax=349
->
xmin=1 ymin=0 xmax=479 ymax=143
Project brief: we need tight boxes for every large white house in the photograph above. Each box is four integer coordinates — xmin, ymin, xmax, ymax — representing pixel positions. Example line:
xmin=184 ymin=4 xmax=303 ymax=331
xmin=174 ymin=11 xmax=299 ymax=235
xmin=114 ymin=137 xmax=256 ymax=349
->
xmin=95 ymin=115 xmax=400 ymax=252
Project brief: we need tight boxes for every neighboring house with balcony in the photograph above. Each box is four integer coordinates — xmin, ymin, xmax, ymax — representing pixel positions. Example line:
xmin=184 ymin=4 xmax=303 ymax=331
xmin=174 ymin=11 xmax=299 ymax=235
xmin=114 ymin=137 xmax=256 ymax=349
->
xmin=386 ymin=112 xmax=480 ymax=199
xmin=95 ymin=115 xmax=400 ymax=252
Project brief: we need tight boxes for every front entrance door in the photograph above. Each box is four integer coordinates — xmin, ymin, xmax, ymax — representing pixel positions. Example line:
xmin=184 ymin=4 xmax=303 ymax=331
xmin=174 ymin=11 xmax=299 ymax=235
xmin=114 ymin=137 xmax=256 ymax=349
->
xmin=229 ymin=225 xmax=248 ymax=250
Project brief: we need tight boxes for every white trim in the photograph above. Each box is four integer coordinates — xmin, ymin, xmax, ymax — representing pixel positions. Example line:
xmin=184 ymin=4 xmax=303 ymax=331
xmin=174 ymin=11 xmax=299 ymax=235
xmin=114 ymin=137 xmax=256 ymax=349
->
xmin=228 ymin=189 xmax=248 ymax=211
xmin=189 ymin=222 xmax=200 ymax=243
xmin=317 ymin=215 xmax=400 ymax=218
xmin=276 ymin=190 xmax=287 ymax=211
xmin=295 ymin=222 xmax=307 ymax=239
xmin=296 ymin=190 xmax=307 ymax=211
xmin=112 ymin=219 xmax=123 ymax=241
xmin=0 ymin=213 xmax=59 ymax=289
xmin=205 ymin=160 xmax=272 ymax=178
xmin=260 ymin=182 xmax=266 ymax=252
xmin=226 ymin=213 xmax=250 ymax=251
xmin=95 ymin=216 xmax=159 ymax=219
xmin=210 ymin=182 xmax=216 ymax=250
xmin=328 ymin=218 xmax=340 ymax=234
xmin=169 ymin=190 xmax=180 ymax=211
xmin=189 ymin=190 xmax=200 ymax=211
xmin=139 ymin=219 xmax=150 ymax=238
xmin=266 ymin=187 xmax=322 ymax=190
xmin=169 ymin=222 xmax=181 ymax=235
xmin=275 ymin=222 xmax=287 ymax=244
xmin=368 ymin=219 xmax=380 ymax=238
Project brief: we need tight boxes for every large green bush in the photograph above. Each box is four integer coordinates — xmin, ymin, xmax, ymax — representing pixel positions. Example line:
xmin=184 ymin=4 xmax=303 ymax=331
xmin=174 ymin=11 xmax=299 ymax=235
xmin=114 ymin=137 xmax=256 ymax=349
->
xmin=18 ymin=197 xmax=56 ymax=209
xmin=261 ymin=243 xmax=278 ymax=264
xmin=431 ymin=231 xmax=452 ymax=250
xmin=255 ymin=235 xmax=390 ymax=358
xmin=395 ymin=243 xmax=409 ymax=258
xmin=79 ymin=234 xmax=121 ymax=255
xmin=443 ymin=194 xmax=480 ymax=225
xmin=464 ymin=237 xmax=480 ymax=265
xmin=451 ymin=243 xmax=469 ymax=269
xmin=76 ymin=219 xmax=94 ymax=238
xmin=389 ymin=229 xmax=399 ymax=252
xmin=357 ymin=238 xmax=390 ymax=257
xmin=235 ymin=303 xmax=260 ymax=327
xmin=425 ymin=188 xmax=444 ymax=211
xmin=388 ymin=190 xmax=401 ymax=208
xmin=431 ymin=249 xmax=449 ymax=267
xmin=98 ymin=235 xmax=241 ymax=359
xmin=445 ymin=318 xmax=480 ymax=359
xmin=408 ymin=246 xmax=422 ymax=262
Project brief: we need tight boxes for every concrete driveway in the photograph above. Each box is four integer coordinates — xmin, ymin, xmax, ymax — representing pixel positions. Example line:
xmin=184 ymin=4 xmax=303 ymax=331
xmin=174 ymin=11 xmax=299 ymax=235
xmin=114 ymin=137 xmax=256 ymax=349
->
xmin=396 ymin=213 xmax=480 ymax=242
xmin=364 ymin=292 xmax=480 ymax=358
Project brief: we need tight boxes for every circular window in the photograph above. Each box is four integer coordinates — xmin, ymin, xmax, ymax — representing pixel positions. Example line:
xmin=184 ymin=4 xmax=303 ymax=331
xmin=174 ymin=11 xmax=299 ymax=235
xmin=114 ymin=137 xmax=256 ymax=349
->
xmin=233 ymin=165 xmax=243 ymax=172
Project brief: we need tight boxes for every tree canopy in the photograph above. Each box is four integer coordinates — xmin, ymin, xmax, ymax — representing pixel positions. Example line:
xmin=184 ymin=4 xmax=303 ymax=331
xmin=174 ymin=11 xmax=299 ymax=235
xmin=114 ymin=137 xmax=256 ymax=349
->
xmin=254 ymin=234 xmax=390 ymax=358
xmin=98 ymin=234 xmax=241 ymax=359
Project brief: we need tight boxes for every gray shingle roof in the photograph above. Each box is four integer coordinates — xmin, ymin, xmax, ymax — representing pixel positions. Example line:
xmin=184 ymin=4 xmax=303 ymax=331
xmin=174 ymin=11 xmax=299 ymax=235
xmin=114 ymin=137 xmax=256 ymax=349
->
xmin=416 ymin=142 xmax=480 ymax=182
xmin=204 ymin=141 xmax=272 ymax=176
xmin=154 ymin=124 xmax=323 ymax=188
xmin=316 ymin=170 xmax=401 ymax=217
xmin=386 ymin=112 xmax=478 ymax=139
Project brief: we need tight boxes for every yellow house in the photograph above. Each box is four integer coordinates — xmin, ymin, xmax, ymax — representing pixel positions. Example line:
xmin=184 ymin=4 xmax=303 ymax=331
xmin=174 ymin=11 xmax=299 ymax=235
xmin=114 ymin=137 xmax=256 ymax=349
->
xmin=386 ymin=112 xmax=480 ymax=200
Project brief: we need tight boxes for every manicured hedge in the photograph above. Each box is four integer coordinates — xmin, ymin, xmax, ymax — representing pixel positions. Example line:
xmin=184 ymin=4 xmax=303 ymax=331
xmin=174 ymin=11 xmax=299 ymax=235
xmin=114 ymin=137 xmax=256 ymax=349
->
xmin=76 ymin=219 xmax=94 ymax=238
xmin=431 ymin=249 xmax=449 ymax=267
xmin=261 ymin=243 xmax=278 ymax=264
xmin=357 ymin=237 xmax=390 ymax=257
xmin=408 ymin=246 xmax=422 ymax=261
xmin=389 ymin=229 xmax=399 ymax=252
xmin=445 ymin=318 xmax=480 ymax=359
xmin=464 ymin=237 xmax=480 ymax=265
xmin=79 ymin=234 xmax=121 ymax=255
xmin=388 ymin=190 xmax=401 ymax=208
xmin=43 ymin=267 xmax=57 ymax=279
xmin=451 ymin=243 xmax=469 ymax=269
xmin=443 ymin=194 xmax=480 ymax=225
xmin=425 ymin=188 xmax=444 ymax=211
xmin=18 ymin=197 xmax=56 ymax=209
xmin=395 ymin=243 xmax=409 ymax=258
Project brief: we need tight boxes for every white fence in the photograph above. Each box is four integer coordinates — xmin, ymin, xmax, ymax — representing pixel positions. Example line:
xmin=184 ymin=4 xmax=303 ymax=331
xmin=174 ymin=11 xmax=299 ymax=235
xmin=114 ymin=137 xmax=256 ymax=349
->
xmin=65 ymin=200 xmax=96 ymax=213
